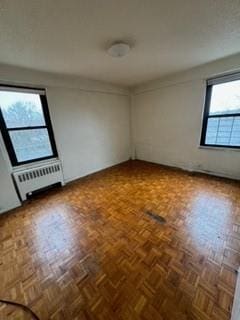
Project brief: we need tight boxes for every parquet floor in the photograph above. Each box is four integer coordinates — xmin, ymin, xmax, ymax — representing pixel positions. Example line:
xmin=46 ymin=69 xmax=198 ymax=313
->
xmin=0 ymin=160 xmax=240 ymax=320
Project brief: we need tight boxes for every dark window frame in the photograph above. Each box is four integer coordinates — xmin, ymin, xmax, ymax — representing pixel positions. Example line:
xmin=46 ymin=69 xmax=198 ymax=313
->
xmin=200 ymin=77 xmax=240 ymax=149
xmin=0 ymin=85 xmax=58 ymax=166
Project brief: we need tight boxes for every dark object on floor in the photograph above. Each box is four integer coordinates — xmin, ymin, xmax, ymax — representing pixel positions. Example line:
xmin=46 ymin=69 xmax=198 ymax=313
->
xmin=0 ymin=299 xmax=40 ymax=320
xmin=145 ymin=210 xmax=166 ymax=224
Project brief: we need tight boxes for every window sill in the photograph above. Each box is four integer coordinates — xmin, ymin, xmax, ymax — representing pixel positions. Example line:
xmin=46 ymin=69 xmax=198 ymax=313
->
xmin=199 ymin=145 xmax=240 ymax=152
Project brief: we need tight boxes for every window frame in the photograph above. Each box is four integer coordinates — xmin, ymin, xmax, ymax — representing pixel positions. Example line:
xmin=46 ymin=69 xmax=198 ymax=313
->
xmin=0 ymin=85 xmax=58 ymax=166
xmin=200 ymin=75 xmax=240 ymax=150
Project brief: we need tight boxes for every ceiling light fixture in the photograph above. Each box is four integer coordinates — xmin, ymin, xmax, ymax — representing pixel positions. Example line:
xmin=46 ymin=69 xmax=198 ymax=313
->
xmin=107 ymin=42 xmax=131 ymax=58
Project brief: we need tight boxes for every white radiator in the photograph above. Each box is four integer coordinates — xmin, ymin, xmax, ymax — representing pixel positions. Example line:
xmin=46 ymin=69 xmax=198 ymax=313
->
xmin=13 ymin=160 xmax=64 ymax=201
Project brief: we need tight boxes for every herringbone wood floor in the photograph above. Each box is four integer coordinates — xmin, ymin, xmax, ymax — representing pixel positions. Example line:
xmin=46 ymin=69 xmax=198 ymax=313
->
xmin=0 ymin=160 xmax=240 ymax=320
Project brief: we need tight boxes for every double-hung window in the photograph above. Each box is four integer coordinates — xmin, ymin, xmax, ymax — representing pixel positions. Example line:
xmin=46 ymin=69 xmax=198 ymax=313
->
xmin=0 ymin=86 xmax=58 ymax=166
xmin=201 ymin=74 xmax=240 ymax=149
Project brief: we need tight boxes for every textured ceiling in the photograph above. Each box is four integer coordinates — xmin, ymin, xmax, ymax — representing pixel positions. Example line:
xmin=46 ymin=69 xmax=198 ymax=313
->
xmin=0 ymin=0 xmax=240 ymax=86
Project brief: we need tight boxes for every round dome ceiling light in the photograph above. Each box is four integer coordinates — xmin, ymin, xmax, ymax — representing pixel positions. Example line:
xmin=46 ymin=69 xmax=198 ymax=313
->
xmin=107 ymin=42 xmax=131 ymax=58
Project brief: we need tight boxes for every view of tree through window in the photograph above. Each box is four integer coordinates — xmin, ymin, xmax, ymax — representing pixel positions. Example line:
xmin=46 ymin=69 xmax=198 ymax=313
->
xmin=0 ymin=89 xmax=57 ymax=165
xmin=202 ymin=78 xmax=240 ymax=147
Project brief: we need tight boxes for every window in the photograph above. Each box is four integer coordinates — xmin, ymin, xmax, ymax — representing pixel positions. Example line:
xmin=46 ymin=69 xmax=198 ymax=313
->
xmin=201 ymin=74 xmax=240 ymax=149
xmin=0 ymin=86 xmax=58 ymax=166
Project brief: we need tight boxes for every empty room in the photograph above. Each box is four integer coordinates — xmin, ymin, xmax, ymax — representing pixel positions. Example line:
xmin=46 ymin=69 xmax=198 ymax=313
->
xmin=0 ymin=1 xmax=240 ymax=319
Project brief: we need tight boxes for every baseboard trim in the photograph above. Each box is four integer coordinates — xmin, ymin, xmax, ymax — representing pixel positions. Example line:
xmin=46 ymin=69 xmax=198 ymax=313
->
xmin=135 ymin=158 xmax=240 ymax=181
xmin=0 ymin=202 xmax=21 ymax=215
xmin=180 ymin=165 xmax=240 ymax=181
xmin=64 ymin=159 xmax=131 ymax=184
xmin=1 ymin=158 xmax=238 ymax=216
xmin=231 ymin=268 xmax=240 ymax=320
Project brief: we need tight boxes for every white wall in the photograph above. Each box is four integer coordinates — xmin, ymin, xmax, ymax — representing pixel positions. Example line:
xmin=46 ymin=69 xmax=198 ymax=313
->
xmin=0 ymin=65 xmax=131 ymax=213
xmin=0 ymin=141 xmax=21 ymax=213
xmin=132 ymin=53 xmax=240 ymax=179
xmin=47 ymin=87 xmax=130 ymax=182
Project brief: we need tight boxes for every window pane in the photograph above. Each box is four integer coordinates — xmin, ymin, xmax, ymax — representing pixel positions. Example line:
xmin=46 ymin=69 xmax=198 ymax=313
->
xmin=209 ymin=80 xmax=240 ymax=115
xmin=0 ymin=91 xmax=45 ymax=128
xmin=231 ymin=117 xmax=240 ymax=146
xmin=205 ymin=118 xmax=219 ymax=144
xmin=9 ymin=129 xmax=53 ymax=162
xmin=205 ymin=116 xmax=240 ymax=146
